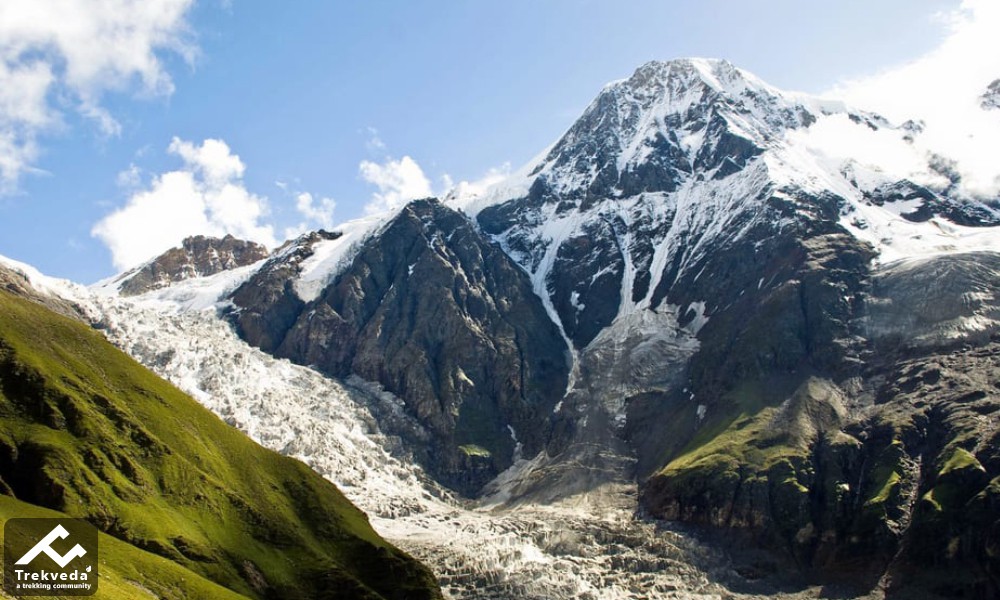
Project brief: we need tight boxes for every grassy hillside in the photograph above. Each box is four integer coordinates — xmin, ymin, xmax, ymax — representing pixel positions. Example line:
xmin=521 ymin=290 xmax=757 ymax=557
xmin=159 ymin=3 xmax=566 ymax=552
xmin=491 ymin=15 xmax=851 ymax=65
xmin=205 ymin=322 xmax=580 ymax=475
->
xmin=0 ymin=495 xmax=250 ymax=600
xmin=643 ymin=365 xmax=1000 ymax=597
xmin=0 ymin=290 xmax=440 ymax=600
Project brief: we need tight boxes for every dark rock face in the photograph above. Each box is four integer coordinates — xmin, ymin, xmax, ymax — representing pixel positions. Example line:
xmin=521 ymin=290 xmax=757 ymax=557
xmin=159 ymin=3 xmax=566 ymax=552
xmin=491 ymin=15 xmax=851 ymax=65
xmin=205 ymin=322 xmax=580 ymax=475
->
xmin=230 ymin=230 xmax=341 ymax=353
xmin=547 ymin=217 xmax=626 ymax=347
xmin=231 ymin=200 xmax=568 ymax=495
xmin=118 ymin=235 xmax=269 ymax=296
xmin=861 ymin=180 xmax=1000 ymax=227
xmin=982 ymin=79 xmax=1000 ymax=111
xmin=640 ymin=252 xmax=1000 ymax=597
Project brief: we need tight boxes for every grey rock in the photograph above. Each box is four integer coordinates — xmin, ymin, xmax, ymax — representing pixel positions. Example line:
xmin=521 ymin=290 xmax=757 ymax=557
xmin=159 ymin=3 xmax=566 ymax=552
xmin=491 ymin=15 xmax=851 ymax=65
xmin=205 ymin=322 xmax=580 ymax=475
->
xmin=229 ymin=230 xmax=341 ymax=353
xmin=0 ymin=265 xmax=84 ymax=321
xmin=232 ymin=200 xmax=568 ymax=496
xmin=118 ymin=235 xmax=269 ymax=296
xmin=982 ymin=79 xmax=1000 ymax=110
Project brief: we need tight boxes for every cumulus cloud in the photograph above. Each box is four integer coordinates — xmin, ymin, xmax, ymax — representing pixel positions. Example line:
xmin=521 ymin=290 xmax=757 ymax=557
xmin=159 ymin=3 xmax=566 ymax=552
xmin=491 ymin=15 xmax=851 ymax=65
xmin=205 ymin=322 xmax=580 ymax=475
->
xmin=168 ymin=137 xmax=246 ymax=184
xmin=359 ymin=156 xmax=434 ymax=214
xmin=92 ymin=138 xmax=277 ymax=270
xmin=829 ymin=0 xmax=1000 ymax=197
xmin=0 ymin=0 xmax=195 ymax=190
xmin=788 ymin=114 xmax=949 ymax=190
xmin=358 ymin=152 xmax=514 ymax=217
xmin=283 ymin=192 xmax=337 ymax=239
xmin=444 ymin=164 xmax=511 ymax=200
xmin=295 ymin=192 xmax=336 ymax=229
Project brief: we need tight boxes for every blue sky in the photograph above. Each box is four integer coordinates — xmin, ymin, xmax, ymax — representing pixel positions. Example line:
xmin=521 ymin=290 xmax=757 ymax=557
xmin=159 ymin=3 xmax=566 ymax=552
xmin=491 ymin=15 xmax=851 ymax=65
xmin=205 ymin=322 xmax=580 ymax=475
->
xmin=0 ymin=0 xmax=981 ymax=282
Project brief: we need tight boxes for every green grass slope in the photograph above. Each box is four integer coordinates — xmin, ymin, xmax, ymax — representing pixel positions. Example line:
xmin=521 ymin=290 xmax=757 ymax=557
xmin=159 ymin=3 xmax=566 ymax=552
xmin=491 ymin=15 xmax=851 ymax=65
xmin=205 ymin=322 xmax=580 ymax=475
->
xmin=642 ymin=361 xmax=1000 ymax=597
xmin=0 ymin=495 xmax=250 ymax=600
xmin=0 ymin=290 xmax=440 ymax=600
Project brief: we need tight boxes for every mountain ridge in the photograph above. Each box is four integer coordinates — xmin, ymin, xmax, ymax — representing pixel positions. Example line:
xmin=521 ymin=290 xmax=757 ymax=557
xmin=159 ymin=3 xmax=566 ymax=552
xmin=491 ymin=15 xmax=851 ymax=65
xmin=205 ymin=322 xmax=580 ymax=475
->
xmin=13 ymin=56 xmax=1000 ymax=598
xmin=110 ymin=234 xmax=270 ymax=296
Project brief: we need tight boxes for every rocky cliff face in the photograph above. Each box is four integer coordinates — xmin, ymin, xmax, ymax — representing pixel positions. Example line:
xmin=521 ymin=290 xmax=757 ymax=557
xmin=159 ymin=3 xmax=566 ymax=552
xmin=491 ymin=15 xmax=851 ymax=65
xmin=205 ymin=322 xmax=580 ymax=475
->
xmin=0 ymin=262 xmax=85 ymax=321
xmin=229 ymin=229 xmax=342 ymax=353
xmin=641 ymin=252 xmax=1000 ymax=596
xmin=230 ymin=200 xmax=568 ymax=495
xmin=116 ymin=235 xmax=269 ymax=296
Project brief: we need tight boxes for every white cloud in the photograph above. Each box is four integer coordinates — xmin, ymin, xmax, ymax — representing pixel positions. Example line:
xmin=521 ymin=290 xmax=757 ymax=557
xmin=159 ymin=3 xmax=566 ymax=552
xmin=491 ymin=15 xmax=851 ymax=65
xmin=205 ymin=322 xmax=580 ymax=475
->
xmin=116 ymin=163 xmax=143 ymax=189
xmin=283 ymin=191 xmax=337 ymax=239
xmin=444 ymin=164 xmax=511 ymax=200
xmin=0 ymin=0 xmax=195 ymax=190
xmin=359 ymin=156 xmax=434 ymax=214
xmin=92 ymin=138 xmax=277 ymax=270
xmin=295 ymin=192 xmax=336 ymax=229
xmin=829 ymin=0 xmax=1000 ymax=197
xmin=169 ymin=137 xmax=245 ymax=184
xmin=787 ymin=114 xmax=949 ymax=190
xmin=358 ymin=155 xmax=514 ymax=217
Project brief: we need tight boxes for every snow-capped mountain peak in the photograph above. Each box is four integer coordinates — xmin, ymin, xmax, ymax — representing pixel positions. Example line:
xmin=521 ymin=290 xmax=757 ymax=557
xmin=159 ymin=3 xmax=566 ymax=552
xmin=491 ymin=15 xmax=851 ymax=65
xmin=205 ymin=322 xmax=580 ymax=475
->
xmin=470 ymin=58 xmax=1000 ymax=362
xmin=519 ymin=58 xmax=838 ymax=201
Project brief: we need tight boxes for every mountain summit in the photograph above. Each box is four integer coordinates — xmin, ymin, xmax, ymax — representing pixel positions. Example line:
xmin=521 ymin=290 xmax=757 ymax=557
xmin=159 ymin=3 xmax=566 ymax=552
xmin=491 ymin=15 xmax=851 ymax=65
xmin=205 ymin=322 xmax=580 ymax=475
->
xmin=521 ymin=58 xmax=821 ymax=200
xmin=477 ymin=57 xmax=999 ymax=348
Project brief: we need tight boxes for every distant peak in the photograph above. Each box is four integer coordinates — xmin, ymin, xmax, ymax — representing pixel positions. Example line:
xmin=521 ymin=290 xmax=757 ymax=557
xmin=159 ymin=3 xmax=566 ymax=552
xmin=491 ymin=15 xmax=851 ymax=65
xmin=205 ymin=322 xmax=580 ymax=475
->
xmin=511 ymin=57 xmax=812 ymax=200
xmin=612 ymin=58 xmax=758 ymax=96
xmin=115 ymin=235 xmax=270 ymax=296
xmin=631 ymin=57 xmax=735 ymax=77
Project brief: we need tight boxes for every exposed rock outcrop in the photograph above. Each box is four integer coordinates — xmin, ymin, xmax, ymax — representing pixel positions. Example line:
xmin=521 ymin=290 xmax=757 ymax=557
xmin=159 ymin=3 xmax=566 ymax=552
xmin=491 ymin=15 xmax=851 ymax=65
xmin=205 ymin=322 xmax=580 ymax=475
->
xmin=231 ymin=200 xmax=568 ymax=495
xmin=982 ymin=79 xmax=1000 ymax=111
xmin=117 ymin=235 xmax=269 ymax=296
xmin=229 ymin=229 xmax=341 ymax=353
xmin=640 ymin=252 xmax=1000 ymax=597
xmin=0 ymin=264 xmax=84 ymax=321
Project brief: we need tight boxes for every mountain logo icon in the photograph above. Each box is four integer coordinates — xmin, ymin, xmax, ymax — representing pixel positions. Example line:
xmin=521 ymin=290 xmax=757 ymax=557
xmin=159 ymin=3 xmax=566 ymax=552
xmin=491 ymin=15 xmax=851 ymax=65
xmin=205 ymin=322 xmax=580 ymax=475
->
xmin=15 ymin=525 xmax=87 ymax=568
xmin=4 ymin=518 xmax=98 ymax=596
